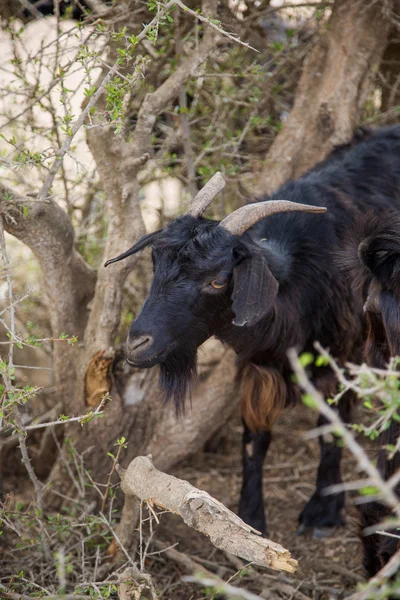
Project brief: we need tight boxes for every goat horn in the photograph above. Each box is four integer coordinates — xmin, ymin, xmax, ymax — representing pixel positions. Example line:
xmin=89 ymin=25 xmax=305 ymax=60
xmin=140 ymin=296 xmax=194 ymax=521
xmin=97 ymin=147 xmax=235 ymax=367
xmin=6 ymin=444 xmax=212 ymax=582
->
xmin=187 ymin=172 xmax=226 ymax=217
xmin=219 ymin=200 xmax=327 ymax=235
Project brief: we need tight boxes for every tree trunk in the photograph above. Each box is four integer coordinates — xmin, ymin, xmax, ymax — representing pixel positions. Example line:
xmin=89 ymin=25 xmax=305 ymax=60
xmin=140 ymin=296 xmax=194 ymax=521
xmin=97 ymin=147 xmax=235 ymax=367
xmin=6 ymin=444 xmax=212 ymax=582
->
xmin=380 ymin=35 xmax=400 ymax=118
xmin=255 ymin=0 xmax=392 ymax=195
xmin=41 ymin=0 xmax=236 ymax=500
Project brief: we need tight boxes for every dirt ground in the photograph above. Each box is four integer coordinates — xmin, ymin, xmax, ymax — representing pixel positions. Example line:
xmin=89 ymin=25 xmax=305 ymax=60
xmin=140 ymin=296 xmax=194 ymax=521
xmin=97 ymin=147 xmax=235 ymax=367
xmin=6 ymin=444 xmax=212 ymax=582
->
xmin=148 ymin=403 xmax=367 ymax=600
xmin=0 ymin=401 xmax=369 ymax=600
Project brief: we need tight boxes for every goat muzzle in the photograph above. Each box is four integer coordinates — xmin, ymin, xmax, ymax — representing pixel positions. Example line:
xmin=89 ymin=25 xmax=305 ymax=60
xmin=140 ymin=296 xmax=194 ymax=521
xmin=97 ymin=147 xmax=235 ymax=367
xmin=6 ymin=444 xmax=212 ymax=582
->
xmin=126 ymin=335 xmax=154 ymax=363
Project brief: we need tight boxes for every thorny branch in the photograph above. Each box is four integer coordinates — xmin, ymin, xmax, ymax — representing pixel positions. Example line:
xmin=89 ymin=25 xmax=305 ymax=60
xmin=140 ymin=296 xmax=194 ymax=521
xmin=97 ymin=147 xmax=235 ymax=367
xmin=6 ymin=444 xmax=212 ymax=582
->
xmin=37 ymin=0 xmax=257 ymax=202
xmin=350 ymin=547 xmax=400 ymax=600
xmin=0 ymin=216 xmax=52 ymax=559
xmin=0 ymin=394 xmax=109 ymax=433
xmin=288 ymin=347 xmax=400 ymax=516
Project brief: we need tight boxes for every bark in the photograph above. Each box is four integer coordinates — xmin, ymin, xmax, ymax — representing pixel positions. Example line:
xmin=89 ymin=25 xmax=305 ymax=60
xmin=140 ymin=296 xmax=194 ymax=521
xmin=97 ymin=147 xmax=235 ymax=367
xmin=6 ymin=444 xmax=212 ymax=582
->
xmin=257 ymin=0 xmax=392 ymax=195
xmin=119 ymin=455 xmax=297 ymax=573
xmin=45 ymin=340 xmax=238 ymax=506
xmin=380 ymin=35 xmax=400 ymax=117
xmin=40 ymin=0 xmax=231 ymax=500
xmin=0 ymin=185 xmax=96 ymax=404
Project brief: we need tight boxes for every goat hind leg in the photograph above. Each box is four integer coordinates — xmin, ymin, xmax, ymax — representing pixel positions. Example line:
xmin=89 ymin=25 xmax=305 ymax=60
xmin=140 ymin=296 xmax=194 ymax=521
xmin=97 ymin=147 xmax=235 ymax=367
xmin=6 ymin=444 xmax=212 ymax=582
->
xmin=238 ymin=420 xmax=271 ymax=535
xmin=297 ymin=392 xmax=354 ymax=538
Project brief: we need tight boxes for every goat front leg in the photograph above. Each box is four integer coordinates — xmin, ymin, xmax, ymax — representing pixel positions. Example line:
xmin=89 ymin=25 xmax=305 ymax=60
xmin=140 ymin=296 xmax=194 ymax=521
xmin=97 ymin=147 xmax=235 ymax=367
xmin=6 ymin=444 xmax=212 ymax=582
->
xmin=238 ymin=420 xmax=271 ymax=535
xmin=297 ymin=392 xmax=354 ymax=538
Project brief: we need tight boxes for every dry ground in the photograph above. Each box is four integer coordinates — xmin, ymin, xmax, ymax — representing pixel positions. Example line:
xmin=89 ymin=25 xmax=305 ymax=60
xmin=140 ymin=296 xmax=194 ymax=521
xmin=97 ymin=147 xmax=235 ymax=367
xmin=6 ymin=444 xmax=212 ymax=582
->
xmin=0 ymin=402 xmax=371 ymax=600
xmin=148 ymin=403 xmax=367 ymax=599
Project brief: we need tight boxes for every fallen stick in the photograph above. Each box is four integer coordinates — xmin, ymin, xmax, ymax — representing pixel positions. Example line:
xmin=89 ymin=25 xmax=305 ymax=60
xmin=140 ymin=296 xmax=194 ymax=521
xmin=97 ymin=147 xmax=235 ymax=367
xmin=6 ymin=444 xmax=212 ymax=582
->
xmin=118 ymin=455 xmax=297 ymax=573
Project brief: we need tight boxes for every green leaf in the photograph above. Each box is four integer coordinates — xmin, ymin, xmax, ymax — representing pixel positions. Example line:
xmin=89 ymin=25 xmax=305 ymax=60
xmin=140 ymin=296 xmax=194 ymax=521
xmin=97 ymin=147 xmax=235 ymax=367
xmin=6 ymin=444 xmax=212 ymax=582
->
xmin=315 ymin=355 xmax=329 ymax=367
xmin=359 ymin=486 xmax=379 ymax=496
xmin=299 ymin=352 xmax=314 ymax=368
xmin=302 ymin=394 xmax=317 ymax=409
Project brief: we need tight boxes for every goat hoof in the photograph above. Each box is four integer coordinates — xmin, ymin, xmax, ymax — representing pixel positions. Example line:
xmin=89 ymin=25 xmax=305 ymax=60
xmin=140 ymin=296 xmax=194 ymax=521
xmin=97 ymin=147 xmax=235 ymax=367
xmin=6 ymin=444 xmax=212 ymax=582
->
xmin=312 ymin=526 xmax=335 ymax=539
xmin=296 ymin=523 xmax=312 ymax=536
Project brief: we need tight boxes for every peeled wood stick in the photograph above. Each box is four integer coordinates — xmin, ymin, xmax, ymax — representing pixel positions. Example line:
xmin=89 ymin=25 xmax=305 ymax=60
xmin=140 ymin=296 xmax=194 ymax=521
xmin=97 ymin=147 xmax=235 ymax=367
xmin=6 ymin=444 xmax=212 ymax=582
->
xmin=118 ymin=455 xmax=297 ymax=573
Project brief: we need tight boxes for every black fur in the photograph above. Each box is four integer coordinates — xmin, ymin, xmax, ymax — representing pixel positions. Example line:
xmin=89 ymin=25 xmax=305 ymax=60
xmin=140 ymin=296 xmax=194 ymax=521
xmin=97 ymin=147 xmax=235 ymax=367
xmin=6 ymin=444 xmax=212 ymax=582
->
xmin=108 ymin=125 xmax=400 ymax=534
xmin=343 ymin=210 xmax=400 ymax=577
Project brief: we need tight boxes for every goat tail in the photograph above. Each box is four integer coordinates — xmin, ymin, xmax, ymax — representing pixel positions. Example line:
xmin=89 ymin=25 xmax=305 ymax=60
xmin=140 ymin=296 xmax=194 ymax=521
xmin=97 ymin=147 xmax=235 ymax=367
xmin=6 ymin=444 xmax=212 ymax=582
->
xmin=239 ymin=363 xmax=287 ymax=432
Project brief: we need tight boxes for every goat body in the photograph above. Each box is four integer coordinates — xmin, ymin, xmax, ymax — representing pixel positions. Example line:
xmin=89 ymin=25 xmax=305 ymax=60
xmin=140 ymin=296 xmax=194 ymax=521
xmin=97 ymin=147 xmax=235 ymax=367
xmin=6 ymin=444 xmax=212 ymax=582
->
xmin=109 ymin=125 xmax=400 ymax=538
xmin=343 ymin=210 xmax=400 ymax=577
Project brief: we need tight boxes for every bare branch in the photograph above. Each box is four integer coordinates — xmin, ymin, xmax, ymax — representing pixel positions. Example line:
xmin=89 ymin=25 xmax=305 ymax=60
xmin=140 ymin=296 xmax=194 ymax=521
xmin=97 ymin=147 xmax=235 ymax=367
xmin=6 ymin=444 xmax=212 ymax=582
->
xmin=184 ymin=574 xmax=263 ymax=600
xmin=0 ymin=183 xmax=96 ymax=339
xmin=118 ymin=455 xmax=298 ymax=573
xmin=349 ymin=546 xmax=400 ymax=600
xmin=287 ymin=347 xmax=400 ymax=514
xmin=174 ymin=0 xmax=258 ymax=53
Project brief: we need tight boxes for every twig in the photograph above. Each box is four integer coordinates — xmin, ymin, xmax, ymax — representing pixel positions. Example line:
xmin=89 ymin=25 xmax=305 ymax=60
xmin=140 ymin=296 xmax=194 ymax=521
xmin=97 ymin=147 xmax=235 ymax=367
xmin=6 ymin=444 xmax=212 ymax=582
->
xmin=14 ymin=394 xmax=108 ymax=432
xmin=99 ymin=512 xmax=136 ymax=568
xmin=37 ymin=0 xmax=178 ymax=201
xmin=174 ymin=0 xmax=259 ymax=52
xmin=288 ymin=347 xmax=400 ymax=514
xmin=0 ymin=585 xmax=91 ymax=600
xmin=349 ymin=546 xmax=400 ymax=600
xmin=0 ymin=217 xmax=15 ymax=369
xmin=0 ymin=218 xmax=51 ymax=562
xmin=101 ymin=438 xmax=124 ymax=513
xmin=183 ymin=574 xmax=262 ymax=600
xmin=17 ymin=0 xmax=43 ymax=18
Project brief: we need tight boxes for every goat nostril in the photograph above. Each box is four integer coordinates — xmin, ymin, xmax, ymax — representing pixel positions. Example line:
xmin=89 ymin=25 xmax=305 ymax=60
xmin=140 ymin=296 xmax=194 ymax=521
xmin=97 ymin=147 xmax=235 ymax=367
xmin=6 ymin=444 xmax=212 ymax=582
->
xmin=128 ymin=335 xmax=153 ymax=353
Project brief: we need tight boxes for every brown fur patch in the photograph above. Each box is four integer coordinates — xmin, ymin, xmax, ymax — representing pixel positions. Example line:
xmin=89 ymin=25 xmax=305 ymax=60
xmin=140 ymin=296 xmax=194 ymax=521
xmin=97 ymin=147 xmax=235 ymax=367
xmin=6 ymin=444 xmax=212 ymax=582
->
xmin=85 ymin=350 xmax=113 ymax=407
xmin=239 ymin=363 xmax=287 ymax=431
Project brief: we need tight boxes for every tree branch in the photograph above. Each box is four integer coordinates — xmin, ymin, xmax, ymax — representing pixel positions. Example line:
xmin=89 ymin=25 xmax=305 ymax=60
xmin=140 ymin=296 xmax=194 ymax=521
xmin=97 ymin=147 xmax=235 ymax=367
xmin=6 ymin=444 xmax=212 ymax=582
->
xmin=118 ymin=455 xmax=298 ymax=573
xmin=287 ymin=347 xmax=400 ymax=514
xmin=349 ymin=546 xmax=400 ymax=600
xmin=0 ymin=183 xmax=96 ymax=339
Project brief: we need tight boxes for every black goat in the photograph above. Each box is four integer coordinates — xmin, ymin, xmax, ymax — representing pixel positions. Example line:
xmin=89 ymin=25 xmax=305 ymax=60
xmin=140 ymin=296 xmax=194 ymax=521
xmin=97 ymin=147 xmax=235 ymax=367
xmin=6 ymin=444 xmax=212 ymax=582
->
xmin=343 ymin=211 xmax=400 ymax=576
xmin=106 ymin=125 xmax=400 ymax=538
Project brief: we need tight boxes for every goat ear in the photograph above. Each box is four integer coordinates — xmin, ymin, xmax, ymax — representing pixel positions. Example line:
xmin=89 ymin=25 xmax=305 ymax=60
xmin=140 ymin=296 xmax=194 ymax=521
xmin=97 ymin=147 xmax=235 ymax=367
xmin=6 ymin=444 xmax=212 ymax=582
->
xmin=358 ymin=234 xmax=400 ymax=287
xmin=104 ymin=230 xmax=162 ymax=267
xmin=232 ymin=255 xmax=278 ymax=327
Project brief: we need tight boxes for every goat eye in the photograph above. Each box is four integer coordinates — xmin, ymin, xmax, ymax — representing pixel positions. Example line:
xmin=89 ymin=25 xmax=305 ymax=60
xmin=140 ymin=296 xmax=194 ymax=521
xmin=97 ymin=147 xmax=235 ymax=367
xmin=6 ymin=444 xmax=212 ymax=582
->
xmin=210 ymin=279 xmax=227 ymax=289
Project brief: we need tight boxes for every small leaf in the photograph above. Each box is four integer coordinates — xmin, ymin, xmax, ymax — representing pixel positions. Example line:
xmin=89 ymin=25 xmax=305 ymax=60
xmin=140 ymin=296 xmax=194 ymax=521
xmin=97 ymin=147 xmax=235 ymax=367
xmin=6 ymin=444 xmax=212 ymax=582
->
xmin=299 ymin=352 xmax=314 ymax=368
xmin=302 ymin=394 xmax=317 ymax=409
xmin=315 ymin=355 xmax=329 ymax=367
xmin=359 ymin=486 xmax=379 ymax=496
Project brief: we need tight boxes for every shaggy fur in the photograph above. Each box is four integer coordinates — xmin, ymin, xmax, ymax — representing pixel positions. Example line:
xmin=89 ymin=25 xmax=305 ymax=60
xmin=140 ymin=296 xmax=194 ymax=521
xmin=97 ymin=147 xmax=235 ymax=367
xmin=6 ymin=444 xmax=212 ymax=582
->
xmin=343 ymin=210 xmax=400 ymax=577
xmin=238 ymin=363 xmax=289 ymax=431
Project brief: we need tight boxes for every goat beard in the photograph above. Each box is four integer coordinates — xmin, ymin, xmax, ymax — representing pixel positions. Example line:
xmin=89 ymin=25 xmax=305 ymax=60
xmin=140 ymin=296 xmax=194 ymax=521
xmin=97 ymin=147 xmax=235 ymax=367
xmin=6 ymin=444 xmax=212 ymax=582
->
xmin=158 ymin=345 xmax=198 ymax=413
